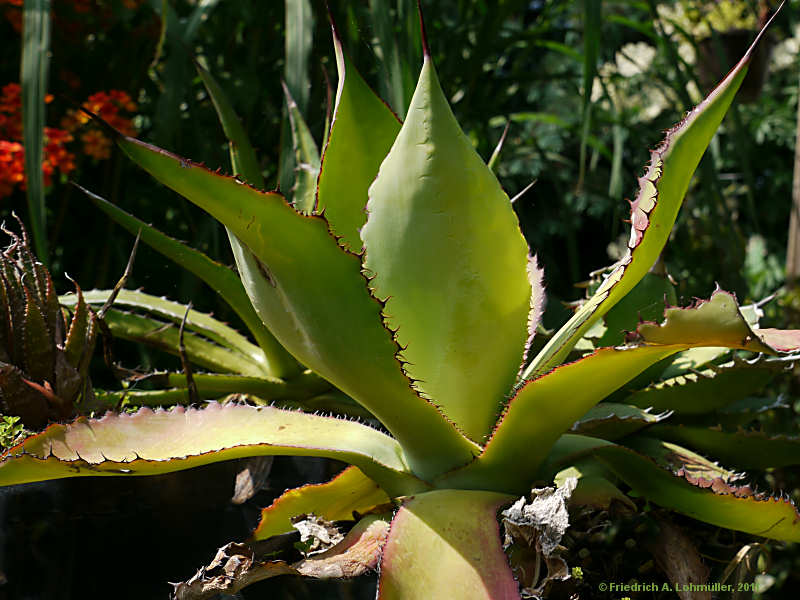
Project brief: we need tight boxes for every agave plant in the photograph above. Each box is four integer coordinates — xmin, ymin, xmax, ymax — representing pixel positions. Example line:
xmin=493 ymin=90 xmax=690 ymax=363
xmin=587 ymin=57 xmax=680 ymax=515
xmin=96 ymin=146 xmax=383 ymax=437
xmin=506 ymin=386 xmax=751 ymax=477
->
xmin=2 ymin=6 xmax=799 ymax=599
xmin=0 ymin=220 xmax=97 ymax=432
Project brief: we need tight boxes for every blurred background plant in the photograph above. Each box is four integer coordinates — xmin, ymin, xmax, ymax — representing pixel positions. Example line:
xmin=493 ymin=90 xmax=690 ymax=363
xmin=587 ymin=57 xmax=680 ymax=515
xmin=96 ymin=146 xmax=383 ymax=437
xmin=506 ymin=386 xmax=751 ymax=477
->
xmin=1 ymin=0 xmax=799 ymax=598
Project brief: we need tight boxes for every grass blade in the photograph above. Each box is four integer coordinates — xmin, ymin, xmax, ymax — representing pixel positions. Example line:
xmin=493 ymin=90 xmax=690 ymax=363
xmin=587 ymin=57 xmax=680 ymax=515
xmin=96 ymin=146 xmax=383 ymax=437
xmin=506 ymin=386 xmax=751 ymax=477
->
xmin=20 ymin=0 xmax=51 ymax=261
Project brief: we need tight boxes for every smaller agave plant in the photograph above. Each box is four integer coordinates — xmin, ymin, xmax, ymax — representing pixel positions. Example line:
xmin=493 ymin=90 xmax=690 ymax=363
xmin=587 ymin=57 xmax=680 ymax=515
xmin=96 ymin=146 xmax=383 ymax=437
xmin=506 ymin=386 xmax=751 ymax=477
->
xmin=2 ymin=5 xmax=799 ymax=600
xmin=0 ymin=219 xmax=97 ymax=432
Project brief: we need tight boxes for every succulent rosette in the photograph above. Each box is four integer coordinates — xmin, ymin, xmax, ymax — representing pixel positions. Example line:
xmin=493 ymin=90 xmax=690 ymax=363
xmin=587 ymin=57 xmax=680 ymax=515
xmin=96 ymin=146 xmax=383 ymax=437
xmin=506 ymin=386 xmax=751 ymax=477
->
xmin=2 ymin=6 xmax=799 ymax=599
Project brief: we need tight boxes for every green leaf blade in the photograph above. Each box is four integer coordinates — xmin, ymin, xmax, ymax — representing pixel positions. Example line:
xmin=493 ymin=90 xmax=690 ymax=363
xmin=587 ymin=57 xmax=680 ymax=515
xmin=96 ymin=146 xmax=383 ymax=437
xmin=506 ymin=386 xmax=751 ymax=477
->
xmin=315 ymin=26 xmax=402 ymax=250
xmin=593 ymin=442 xmax=800 ymax=543
xmin=64 ymin=288 xmax=265 ymax=366
xmin=378 ymin=489 xmax=517 ymax=600
xmin=251 ymin=465 xmax=390 ymax=541
xmin=444 ymin=345 xmax=680 ymax=493
xmin=100 ymin=308 xmax=265 ymax=377
xmin=0 ymin=403 xmax=421 ymax=494
xmin=362 ymin=56 xmax=531 ymax=442
xmin=283 ymin=82 xmax=321 ymax=215
xmin=83 ymin=188 xmax=298 ymax=378
xmin=115 ymin=136 xmax=477 ymax=479
xmin=21 ymin=0 xmax=51 ymax=260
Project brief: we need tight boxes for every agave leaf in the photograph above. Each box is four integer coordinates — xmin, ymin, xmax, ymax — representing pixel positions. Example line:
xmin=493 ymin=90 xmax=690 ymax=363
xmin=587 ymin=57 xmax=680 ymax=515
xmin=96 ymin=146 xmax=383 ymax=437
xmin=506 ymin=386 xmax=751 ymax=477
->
xmin=251 ymin=465 xmax=390 ymax=541
xmin=625 ymin=357 xmax=781 ymax=415
xmin=628 ymin=437 xmax=745 ymax=483
xmin=316 ymin=20 xmax=402 ymax=249
xmin=194 ymin=60 xmax=266 ymax=190
xmin=113 ymin=136 xmax=477 ymax=479
xmin=63 ymin=285 xmax=90 ymax=367
xmin=193 ymin=62 xmax=305 ymax=381
xmin=660 ymin=346 xmax=732 ymax=378
xmin=542 ymin=434 xmax=800 ymax=543
xmin=649 ymin=425 xmax=800 ymax=470
xmin=97 ymin=371 xmax=329 ymax=406
xmin=100 ymin=309 xmax=265 ymax=377
xmin=362 ymin=51 xmax=531 ymax=442
xmin=444 ymin=289 xmax=800 ymax=492
xmin=657 ymin=301 xmax=763 ymax=378
xmin=592 ymin=442 xmax=800 ymax=543
xmin=22 ymin=284 xmax=54 ymax=384
xmin=377 ymin=489 xmax=518 ymax=600
xmin=283 ymin=82 xmax=321 ymax=215
xmin=635 ymin=290 xmax=800 ymax=353
xmin=571 ymin=402 xmax=667 ymax=440
xmin=444 ymin=345 xmax=679 ymax=493
xmin=0 ymin=403 xmax=424 ymax=496
xmin=63 ymin=288 xmax=266 ymax=367
xmin=188 ymin=63 xmax=305 ymax=380
xmin=81 ymin=188 xmax=298 ymax=378
xmin=523 ymin=16 xmax=777 ymax=380
xmin=538 ymin=433 xmax=614 ymax=478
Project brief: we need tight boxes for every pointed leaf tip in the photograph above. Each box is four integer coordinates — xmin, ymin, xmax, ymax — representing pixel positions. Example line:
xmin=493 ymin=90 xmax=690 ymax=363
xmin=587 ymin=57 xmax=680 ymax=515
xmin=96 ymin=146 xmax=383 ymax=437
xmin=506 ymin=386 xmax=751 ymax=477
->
xmin=417 ymin=0 xmax=431 ymax=59
xmin=522 ymin=9 xmax=780 ymax=381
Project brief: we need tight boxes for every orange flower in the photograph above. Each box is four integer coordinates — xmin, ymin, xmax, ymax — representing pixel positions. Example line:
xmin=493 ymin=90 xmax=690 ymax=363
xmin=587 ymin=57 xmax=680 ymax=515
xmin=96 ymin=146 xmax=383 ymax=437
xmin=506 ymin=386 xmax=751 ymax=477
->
xmin=0 ymin=130 xmax=75 ymax=198
xmin=62 ymin=89 xmax=138 ymax=160
xmin=43 ymin=127 xmax=76 ymax=182
xmin=80 ymin=128 xmax=112 ymax=160
xmin=0 ymin=140 xmax=25 ymax=199
xmin=0 ymin=83 xmax=52 ymax=141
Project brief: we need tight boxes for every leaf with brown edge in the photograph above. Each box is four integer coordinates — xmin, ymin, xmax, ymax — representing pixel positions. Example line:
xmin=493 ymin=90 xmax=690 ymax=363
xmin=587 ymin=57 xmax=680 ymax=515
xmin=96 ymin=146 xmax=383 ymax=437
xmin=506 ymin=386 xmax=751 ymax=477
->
xmin=522 ymin=10 xmax=782 ymax=380
xmin=591 ymin=442 xmax=800 ymax=543
xmin=440 ymin=289 xmax=800 ymax=493
xmin=81 ymin=188 xmax=296 ymax=378
xmin=634 ymin=290 xmax=798 ymax=353
xmin=316 ymin=17 xmax=401 ymax=250
xmin=114 ymin=132 xmax=477 ymax=479
xmin=626 ymin=437 xmax=746 ymax=484
xmin=440 ymin=344 xmax=681 ymax=494
xmin=378 ymin=489 xmax=518 ymax=600
xmin=649 ymin=425 xmax=800 ymax=470
xmin=251 ymin=465 xmax=390 ymax=541
xmin=571 ymin=402 xmax=669 ymax=441
xmin=362 ymin=46 xmax=531 ymax=443
xmin=0 ymin=402 xmax=426 ymax=497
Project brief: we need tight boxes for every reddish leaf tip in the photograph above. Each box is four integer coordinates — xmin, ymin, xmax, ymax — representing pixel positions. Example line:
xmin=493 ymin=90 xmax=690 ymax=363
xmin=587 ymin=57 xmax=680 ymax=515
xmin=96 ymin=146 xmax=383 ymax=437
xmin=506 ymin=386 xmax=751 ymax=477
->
xmin=417 ymin=0 xmax=431 ymax=59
